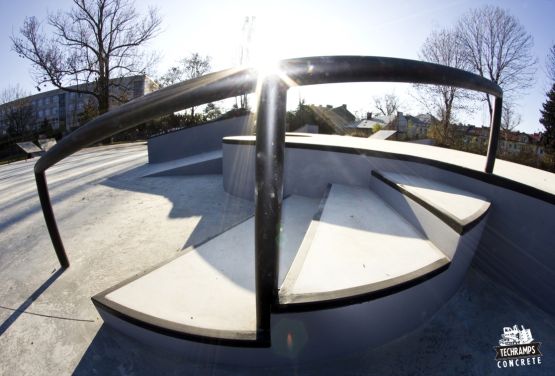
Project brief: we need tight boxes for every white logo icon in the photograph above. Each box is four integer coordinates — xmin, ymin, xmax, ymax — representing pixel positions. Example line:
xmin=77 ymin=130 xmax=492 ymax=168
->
xmin=499 ymin=325 xmax=534 ymax=346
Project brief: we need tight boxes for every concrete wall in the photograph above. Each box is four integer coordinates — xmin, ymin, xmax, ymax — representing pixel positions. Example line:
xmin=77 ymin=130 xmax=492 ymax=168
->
xmin=292 ymin=124 xmax=319 ymax=134
xmin=148 ymin=115 xmax=253 ymax=163
xmin=223 ymin=142 xmax=555 ymax=315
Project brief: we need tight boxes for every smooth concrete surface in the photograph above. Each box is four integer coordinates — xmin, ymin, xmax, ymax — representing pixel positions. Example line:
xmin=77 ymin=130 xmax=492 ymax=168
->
xmin=142 ymin=150 xmax=223 ymax=177
xmin=370 ymin=174 xmax=463 ymax=260
xmin=369 ymin=172 xmax=490 ymax=309
xmin=1 ymin=142 xmax=554 ymax=374
xmin=147 ymin=115 xmax=253 ymax=164
xmin=0 ymin=143 xmax=254 ymax=374
xmin=377 ymin=171 xmax=490 ymax=226
xmin=101 ymin=195 xmax=319 ymax=340
xmin=223 ymin=135 xmax=555 ymax=315
xmin=224 ymin=134 xmax=555 ymax=195
xmin=279 ymin=184 xmax=448 ymax=304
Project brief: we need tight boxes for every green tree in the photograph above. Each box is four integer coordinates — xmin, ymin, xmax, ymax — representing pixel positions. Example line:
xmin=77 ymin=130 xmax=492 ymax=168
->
xmin=286 ymin=100 xmax=317 ymax=132
xmin=203 ymin=103 xmax=222 ymax=121
xmin=12 ymin=0 xmax=162 ymax=115
xmin=540 ymin=83 xmax=555 ymax=153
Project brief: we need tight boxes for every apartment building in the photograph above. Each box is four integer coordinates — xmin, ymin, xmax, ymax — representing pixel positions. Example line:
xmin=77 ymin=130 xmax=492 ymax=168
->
xmin=0 ymin=75 xmax=158 ymax=135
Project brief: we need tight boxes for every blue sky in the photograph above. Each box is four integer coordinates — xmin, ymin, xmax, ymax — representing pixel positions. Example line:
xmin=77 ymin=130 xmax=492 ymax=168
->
xmin=1 ymin=0 xmax=553 ymax=133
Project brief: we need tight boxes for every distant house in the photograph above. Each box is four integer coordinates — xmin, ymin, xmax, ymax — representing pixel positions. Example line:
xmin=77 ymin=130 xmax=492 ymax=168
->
xmin=404 ymin=114 xmax=437 ymax=139
xmin=345 ymin=112 xmax=392 ymax=137
xmin=346 ymin=112 xmax=436 ymax=139
xmin=460 ymin=125 xmax=490 ymax=147
xmin=499 ymin=130 xmax=545 ymax=157
xmin=289 ymin=104 xmax=355 ymax=135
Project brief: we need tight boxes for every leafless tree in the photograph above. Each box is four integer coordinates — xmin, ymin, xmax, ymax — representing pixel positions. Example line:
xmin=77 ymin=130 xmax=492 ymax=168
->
xmin=158 ymin=52 xmax=211 ymax=118
xmin=181 ymin=53 xmax=211 ymax=117
xmin=0 ymin=85 xmax=35 ymax=136
xmin=374 ymin=93 xmax=400 ymax=116
xmin=547 ymin=44 xmax=555 ymax=83
xmin=498 ymin=101 xmax=522 ymax=154
xmin=414 ymin=28 xmax=471 ymax=146
xmin=11 ymin=0 xmax=162 ymax=115
xmin=158 ymin=67 xmax=183 ymax=88
xmin=501 ymin=102 xmax=521 ymax=132
xmin=456 ymin=5 xmax=537 ymax=120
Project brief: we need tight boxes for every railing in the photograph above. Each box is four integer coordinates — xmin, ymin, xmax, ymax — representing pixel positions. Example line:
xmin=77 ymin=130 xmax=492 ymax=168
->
xmin=34 ymin=56 xmax=503 ymax=343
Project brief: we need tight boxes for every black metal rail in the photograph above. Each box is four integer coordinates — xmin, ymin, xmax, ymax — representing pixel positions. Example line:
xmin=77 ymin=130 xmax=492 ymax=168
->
xmin=33 ymin=56 xmax=503 ymax=343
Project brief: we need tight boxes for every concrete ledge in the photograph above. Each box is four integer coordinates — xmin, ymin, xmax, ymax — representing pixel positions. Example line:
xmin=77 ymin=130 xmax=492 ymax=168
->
xmin=371 ymin=170 xmax=490 ymax=235
xmin=279 ymin=184 xmax=450 ymax=305
xmin=148 ymin=115 xmax=253 ymax=163
xmin=143 ymin=150 xmax=223 ymax=177
xmin=92 ymin=195 xmax=320 ymax=344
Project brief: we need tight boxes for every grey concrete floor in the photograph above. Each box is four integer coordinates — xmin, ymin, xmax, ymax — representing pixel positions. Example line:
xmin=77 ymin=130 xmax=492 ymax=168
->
xmin=0 ymin=143 xmax=553 ymax=375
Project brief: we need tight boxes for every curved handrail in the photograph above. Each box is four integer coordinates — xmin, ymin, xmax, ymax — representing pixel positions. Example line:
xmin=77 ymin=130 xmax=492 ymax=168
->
xmin=34 ymin=55 xmax=503 ymax=343
xmin=35 ymin=56 xmax=502 ymax=175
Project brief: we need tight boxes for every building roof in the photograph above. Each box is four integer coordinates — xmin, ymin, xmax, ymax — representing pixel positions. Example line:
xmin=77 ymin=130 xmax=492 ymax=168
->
xmin=308 ymin=104 xmax=356 ymax=133
xmin=347 ymin=115 xmax=393 ymax=129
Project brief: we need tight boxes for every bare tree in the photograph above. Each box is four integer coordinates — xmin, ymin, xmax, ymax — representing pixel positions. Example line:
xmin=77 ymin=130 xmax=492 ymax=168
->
xmin=182 ymin=53 xmax=211 ymax=80
xmin=547 ymin=44 xmax=555 ymax=83
xmin=158 ymin=67 xmax=183 ymax=88
xmin=11 ymin=0 xmax=162 ymax=115
xmin=414 ymin=28 xmax=470 ymax=146
xmin=501 ymin=102 xmax=521 ymax=133
xmin=374 ymin=93 xmax=400 ymax=116
xmin=0 ymin=85 xmax=35 ymax=136
xmin=158 ymin=52 xmax=211 ymax=120
xmin=456 ymin=5 xmax=537 ymax=120
xmin=181 ymin=53 xmax=211 ymax=117
xmin=499 ymin=101 xmax=522 ymax=154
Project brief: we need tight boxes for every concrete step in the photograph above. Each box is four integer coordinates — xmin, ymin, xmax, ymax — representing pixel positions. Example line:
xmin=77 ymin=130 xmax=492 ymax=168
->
xmin=278 ymin=184 xmax=450 ymax=306
xmin=92 ymin=195 xmax=320 ymax=344
xmin=370 ymin=170 xmax=490 ymax=260
xmin=142 ymin=150 xmax=222 ymax=177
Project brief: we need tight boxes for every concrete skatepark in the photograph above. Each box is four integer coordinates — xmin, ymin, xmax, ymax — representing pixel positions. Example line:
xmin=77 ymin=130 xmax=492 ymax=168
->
xmin=2 ymin=56 xmax=555 ymax=374
xmin=0 ymin=139 xmax=553 ymax=374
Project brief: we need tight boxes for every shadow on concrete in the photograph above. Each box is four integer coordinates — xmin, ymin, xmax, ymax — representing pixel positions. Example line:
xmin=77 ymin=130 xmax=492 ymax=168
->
xmin=101 ymin=173 xmax=254 ymax=251
xmin=0 ymin=268 xmax=66 ymax=336
xmin=72 ymin=268 xmax=555 ymax=375
xmin=72 ymin=324 xmax=258 ymax=376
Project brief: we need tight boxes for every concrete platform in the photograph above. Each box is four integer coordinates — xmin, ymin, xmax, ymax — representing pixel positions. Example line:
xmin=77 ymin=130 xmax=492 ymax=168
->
xmin=372 ymin=171 xmax=490 ymax=233
xmin=279 ymin=184 xmax=449 ymax=304
xmin=142 ymin=150 xmax=223 ymax=177
xmin=93 ymin=195 xmax=320 ymax=341
xmin=224 ymin=134 xmax=555 ymax=196
xmin=1 ymin=142 xmax=554 ymax=374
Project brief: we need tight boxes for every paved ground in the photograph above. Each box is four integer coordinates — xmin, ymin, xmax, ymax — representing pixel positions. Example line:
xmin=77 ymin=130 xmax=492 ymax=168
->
xmin=0 ymin=142 xmax=553 ymax=375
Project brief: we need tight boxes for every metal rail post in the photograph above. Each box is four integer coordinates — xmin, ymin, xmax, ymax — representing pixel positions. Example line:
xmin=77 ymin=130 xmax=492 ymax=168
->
xmin=485 ymin=96 xmax=503 ymax=173
xmin=254 ymin=75 xmax=288 ymax=342
xmin=35 ymin=172 xmax=70 ymax=268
